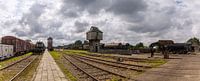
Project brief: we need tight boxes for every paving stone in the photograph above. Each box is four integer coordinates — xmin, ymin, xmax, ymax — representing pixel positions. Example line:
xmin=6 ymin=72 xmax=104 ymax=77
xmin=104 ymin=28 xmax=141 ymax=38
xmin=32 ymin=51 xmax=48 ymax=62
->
xmin=33 ymin=50 xmax=68 ymax=81
xmin=136 ymin=54 xmax=200 ymax=81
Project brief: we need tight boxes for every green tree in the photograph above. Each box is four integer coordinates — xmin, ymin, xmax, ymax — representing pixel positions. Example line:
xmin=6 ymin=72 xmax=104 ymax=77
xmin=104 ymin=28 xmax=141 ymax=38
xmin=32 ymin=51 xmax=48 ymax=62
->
xmin=135 ymin=42 xmax=145 ymax=49
xmin=74 ymin=40 xmax=82 ymax=45
xmin=187 ymin=37 xmax=200 ymax=45
xmin=74 ymin=40 xmax=83 ymax=49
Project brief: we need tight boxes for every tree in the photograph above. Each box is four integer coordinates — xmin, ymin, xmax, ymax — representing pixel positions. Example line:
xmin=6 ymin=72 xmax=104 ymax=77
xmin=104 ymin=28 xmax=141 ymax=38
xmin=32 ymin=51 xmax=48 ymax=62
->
xmin=74 ymin=40 xmax=83 ymax=49
xmin=135 ymin=42 xmax=145 ymax=49
xmin=67 ymin=43 xmax=74 ymax=49
xmin=74 ymin=40 xmax=82 ymax=45
xmin=187 ymin=37 xmax=200 ymax=45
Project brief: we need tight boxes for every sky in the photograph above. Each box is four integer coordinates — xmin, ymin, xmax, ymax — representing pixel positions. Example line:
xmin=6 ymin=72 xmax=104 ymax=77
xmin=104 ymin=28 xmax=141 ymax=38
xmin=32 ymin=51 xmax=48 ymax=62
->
xmin=0 ymin=0 xmax=200 ymax=46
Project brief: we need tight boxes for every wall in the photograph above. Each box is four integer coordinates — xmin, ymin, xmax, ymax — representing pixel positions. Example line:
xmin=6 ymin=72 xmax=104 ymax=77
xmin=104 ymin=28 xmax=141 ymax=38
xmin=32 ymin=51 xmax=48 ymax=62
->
xmin=99 ymin=49 xmax=133 ymax=55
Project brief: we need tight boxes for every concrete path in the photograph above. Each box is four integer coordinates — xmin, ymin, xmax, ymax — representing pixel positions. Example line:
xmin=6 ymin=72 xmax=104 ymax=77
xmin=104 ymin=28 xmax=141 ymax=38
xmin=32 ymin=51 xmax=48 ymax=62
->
xmin=136 ymin=54 xmax=200 ymax=81
xmin=33 ymin=50 xmax=68 ymax=81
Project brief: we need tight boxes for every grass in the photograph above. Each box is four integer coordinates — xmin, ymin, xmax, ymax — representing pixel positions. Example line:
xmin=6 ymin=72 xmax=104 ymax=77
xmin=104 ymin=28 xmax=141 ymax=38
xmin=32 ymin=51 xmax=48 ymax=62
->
xmin=50 ymin=51 xmax=77 ymax=81
xmin=63 ymin=50 xmax=95 ymax=57
xmin=110 ymin=76 xmax=122 ymax=81
xmin=64 ymin=50 xmax=116 ymax=57
xmin=63 ymin=50 xmax=167 ymax=67
xmin=63 ymin=50 xmax=167 ymax=79
xmin=141 ymin=58 xmax=167 ymax=67
xmin=12 ymin=55 xmax=41 ymax=81
xmin=50 ymin=51 xmax=62 ymax=60
xmin=0 ymin=52 xmax=32 ymax=69
xmin=64 ymin=50 xmax=91 ymax=55
xmin=0 ymin=52 xmax=33 ymax=81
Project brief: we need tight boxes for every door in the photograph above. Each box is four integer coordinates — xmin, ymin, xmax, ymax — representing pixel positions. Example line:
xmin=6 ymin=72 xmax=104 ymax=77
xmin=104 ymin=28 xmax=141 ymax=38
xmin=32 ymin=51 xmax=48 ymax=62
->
xmin=95 ymin=44 xmax=98 ymax=52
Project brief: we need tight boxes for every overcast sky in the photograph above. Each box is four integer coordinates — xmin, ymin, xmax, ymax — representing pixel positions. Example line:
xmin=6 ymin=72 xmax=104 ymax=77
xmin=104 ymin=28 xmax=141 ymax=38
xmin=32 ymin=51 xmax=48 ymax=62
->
xmin=0 ymin=0 xmax=200 ymax=46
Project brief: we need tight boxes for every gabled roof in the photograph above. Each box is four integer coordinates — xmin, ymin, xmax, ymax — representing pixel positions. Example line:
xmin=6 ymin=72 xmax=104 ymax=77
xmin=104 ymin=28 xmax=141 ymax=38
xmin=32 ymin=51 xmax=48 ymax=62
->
xmin=87 ymin=26 xmax=103 ymax=33
xmin=158 ymin=40 xmax=174 ymax=45
xmin=48 ymin=37 xmax=53 ymax=40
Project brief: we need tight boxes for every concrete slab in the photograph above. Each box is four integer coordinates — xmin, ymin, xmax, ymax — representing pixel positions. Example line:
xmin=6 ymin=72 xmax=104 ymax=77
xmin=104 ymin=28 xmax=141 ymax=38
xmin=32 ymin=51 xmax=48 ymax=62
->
xmin=136 ymin=54 xmax=200 ymax=81
xmin=33 ymin=50 xmax=68 ymax=81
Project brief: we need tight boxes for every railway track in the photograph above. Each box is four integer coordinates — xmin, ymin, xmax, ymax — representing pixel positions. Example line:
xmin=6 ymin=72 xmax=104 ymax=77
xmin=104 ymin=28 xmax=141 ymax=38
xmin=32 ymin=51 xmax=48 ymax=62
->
xmin=87 ymin=54 xmax=150 ymax=62
xmin=63 ymin=54 xmax=132 ymax=81
xmin=72 ymin=55 xmax=152 ymax=71
xmin=0 ymin=55 xmax=39 ymax=81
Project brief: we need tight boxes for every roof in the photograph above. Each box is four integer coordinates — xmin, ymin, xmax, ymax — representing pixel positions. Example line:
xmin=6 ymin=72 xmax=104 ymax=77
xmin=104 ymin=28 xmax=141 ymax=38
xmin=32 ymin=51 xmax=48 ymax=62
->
xmin=87 ymin=26 xmax=103 ymax=33
xmin=158 ymin=40 xmax=174 ymax=45
xmin=158 ymin=40 xmax=174 ymax=42
xmin=171 ymin=43 xmax=191 ymax=46
xmin=48 ymin=37 xmax=53 ymax=40
xmin=2 ymin=36 xmax=17 ymax=39
xmin=104 ymin=43 xmax=127 ymax=47
xmin=105 ymin=43 xmax=120 ymax=47
xmin=1 ymin=36 xmax=24 ymax=41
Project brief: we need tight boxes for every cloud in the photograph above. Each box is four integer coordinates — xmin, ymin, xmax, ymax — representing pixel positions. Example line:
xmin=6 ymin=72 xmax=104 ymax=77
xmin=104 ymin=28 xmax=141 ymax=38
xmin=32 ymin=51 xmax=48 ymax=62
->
xmin=17 ymin=3 xmax=47 ymax=36
xmin=60 ymin=0 xmax=109 ymax=17
xmin=107 ymin=0 xmax=147 ymax=15
xmin=74 ymin=20 xmax=89 ymax=33
xmin=1 ymin=0 xmax=200 ymax=46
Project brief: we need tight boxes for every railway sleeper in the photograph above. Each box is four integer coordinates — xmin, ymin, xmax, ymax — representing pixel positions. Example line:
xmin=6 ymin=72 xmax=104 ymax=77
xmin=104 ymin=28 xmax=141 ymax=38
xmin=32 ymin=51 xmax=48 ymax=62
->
xmin=97 ymin=75 xmax=113 ymax=81
xmin=71 ymin=56 xmax=130 ymax=80
xmin=98 ymin=77 xmax=112 ymax=81
xmin=76 ymin=71 xmax=90 ymax=76
xmin=76 ymin=56 xmax=144 ymax=72
xmin=78 ymin=74 xmax=89 ymax=79
xmin=86 ymin=55 xmax=151 ymax=68
xmin=82 ymin=67 xmax=95 ymax=70
xmin=87 ymin=70 xmax=105 ymax=74
xmin=92 ymin=72 xmax=110 ymax=77
xmin=7 ymin=68 xmax=22 ymax=71
xmin=78 ymin=77 xmax=93 ymax=81
xmin=63 ymin=55 xmax=99 ymax=81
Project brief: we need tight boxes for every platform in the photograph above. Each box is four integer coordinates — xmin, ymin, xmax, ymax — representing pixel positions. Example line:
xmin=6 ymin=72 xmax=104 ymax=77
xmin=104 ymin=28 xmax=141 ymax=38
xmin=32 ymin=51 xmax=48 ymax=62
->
xmin=33 ymin=50 xmax=68 ymax=81
xmin=136 ymin=54 xmax=200 ymax=81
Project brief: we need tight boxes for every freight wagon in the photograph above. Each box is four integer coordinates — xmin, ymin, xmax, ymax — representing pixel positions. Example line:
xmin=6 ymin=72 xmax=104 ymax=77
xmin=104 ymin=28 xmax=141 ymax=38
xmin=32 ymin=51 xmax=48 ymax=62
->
xmin=1 ymin=36 xmax=34 ymax=56
xmin=0 ymin=44 xmax=13 ymax=60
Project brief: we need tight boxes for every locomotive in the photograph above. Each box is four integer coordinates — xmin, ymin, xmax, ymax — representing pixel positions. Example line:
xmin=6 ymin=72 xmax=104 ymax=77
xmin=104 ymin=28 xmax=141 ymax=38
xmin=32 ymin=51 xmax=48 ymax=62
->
xmin=0 ymin=36 xmax=47 ymax=60
xmin=167 ymin=43 xmax=194 ymax=54
xmin=150 ymin=41 xmax=194 ymax=55
xmin=32 ymin=41 xmax=46 ymax=54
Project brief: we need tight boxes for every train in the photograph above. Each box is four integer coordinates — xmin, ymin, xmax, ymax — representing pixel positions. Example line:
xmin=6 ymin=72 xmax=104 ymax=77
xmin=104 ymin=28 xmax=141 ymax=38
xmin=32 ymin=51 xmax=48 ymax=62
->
xmin=167 ymin=43 xmax=194 ymax=54
xmin=0 ymin=44 xmax=13 ymax=60
xmin=1 ymin=36 xmax=35 ymax=56
xmin=33 ymin=41 xmax=46 ymax=54
xmin=0 ymin=36 xmax=46 ymax=60
xmin=101 ymin=43 xmax=130 ymax=50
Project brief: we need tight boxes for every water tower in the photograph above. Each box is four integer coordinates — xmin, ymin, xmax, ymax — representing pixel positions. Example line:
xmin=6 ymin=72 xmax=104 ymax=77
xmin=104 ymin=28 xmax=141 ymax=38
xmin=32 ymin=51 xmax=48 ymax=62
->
xmin=47 ymin=37 xmax=53 ymax=51
xmin=86 ymin=26 xmax=103 ymax=52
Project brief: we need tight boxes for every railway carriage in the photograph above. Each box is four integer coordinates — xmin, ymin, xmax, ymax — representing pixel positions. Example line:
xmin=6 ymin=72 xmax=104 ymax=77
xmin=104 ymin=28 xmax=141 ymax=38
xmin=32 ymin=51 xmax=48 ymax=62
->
xmin=1 ymin=36 xmax=35 ymax=57
xmin=0 ymin=44 xmax=13 ymax=60
xmin=1 ymin=36 xmax=25 ymax=55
